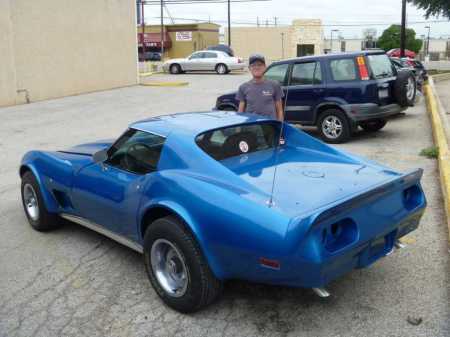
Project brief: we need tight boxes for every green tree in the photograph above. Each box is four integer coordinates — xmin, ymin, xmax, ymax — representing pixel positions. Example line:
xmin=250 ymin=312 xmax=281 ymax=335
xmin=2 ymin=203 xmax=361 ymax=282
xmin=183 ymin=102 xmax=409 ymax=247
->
xmin=408 ymin=0 xmax=450 ymax=19
xmin=377 ymin=25 xmax=423 ymax=53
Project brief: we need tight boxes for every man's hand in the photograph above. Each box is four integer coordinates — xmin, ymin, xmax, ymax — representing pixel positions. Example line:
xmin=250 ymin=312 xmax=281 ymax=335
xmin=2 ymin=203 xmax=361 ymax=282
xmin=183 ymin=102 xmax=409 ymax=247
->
xmin=238 ymin=101 xmax=246 ymax=113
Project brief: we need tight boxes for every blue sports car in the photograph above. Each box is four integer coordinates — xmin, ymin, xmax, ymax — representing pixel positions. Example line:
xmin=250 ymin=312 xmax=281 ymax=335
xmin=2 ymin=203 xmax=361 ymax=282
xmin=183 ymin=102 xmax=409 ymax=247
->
xmin=20 ymin=111 xmax=426 ymax=312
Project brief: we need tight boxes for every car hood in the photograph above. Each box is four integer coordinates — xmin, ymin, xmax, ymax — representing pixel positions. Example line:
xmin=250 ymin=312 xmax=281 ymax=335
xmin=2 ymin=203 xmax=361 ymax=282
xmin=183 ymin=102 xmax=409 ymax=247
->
xmin=63 ymin=139 xmax=114 ymax=155
xmin=220 ymin=146 xmax=400 ymax=218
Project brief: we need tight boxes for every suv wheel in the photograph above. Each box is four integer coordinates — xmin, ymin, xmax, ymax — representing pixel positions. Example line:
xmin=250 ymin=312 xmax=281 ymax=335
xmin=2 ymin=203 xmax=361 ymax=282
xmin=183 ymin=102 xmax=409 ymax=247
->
xmin=143 ymin=216 xmax=223 ymax=313
xmin=317 ymin=109 xmax=351 ymax=144
xmin=359 ymin=119 xmax=387 ymax=132
xmin=394 ymin=70 xmax=416 ymax=107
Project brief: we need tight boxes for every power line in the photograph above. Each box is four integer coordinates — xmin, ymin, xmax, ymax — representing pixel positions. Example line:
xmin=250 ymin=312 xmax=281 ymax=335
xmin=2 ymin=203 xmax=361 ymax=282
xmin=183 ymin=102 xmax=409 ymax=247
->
xmin=142 ymin=0 xmax=270 ymax=4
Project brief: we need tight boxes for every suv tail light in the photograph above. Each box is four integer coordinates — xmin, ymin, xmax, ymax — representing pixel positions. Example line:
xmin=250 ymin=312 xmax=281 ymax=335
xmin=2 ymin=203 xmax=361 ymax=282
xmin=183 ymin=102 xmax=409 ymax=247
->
xmin=356 ymin=56 xmax=370 ymax=80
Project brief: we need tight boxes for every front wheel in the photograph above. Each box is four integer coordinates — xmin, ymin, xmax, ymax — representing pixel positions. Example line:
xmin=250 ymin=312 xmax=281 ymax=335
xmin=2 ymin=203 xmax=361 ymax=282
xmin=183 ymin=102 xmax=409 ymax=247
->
xmin=143 ymin=216 xmax=223 ymax=313
xmin=359 ymin=119 xmax=387 ymax=132
xmin=170 ymin=64 xmax=182 ymax=74
xmin=21 ymin=171 xmax=61 ymax=231
xmin=317 ymin=109 xmax=351 ymax=143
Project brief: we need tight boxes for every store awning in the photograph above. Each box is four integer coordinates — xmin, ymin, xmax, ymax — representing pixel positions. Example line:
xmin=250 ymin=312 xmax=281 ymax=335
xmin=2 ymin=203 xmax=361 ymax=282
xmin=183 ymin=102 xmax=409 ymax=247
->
xmin=138 ymin=33 xmax=172 ymax=48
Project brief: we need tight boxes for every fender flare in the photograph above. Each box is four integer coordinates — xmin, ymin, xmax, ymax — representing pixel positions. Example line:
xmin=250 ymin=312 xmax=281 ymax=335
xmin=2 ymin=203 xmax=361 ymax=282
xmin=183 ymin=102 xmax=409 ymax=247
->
xmin=19 ymin=163 xmax=59 ymax=213
xmin=138 ymin=200 xmax=227 ymax=280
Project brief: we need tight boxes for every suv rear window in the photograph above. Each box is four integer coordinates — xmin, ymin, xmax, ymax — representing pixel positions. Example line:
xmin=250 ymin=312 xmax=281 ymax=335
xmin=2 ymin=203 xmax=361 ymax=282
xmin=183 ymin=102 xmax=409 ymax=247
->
xmin=330 ymin=59 xmax=357 ymax=81
xmin=196 ymin=122 xmax=280 ymax=161
xmin=368 ymin=54 xmax=394 ymax=78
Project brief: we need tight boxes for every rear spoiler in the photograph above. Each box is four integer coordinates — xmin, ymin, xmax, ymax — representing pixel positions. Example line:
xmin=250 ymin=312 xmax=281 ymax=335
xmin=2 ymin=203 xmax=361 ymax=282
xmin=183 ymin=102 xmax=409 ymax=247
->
xmin=312 ymin=169 xmax=423 ymax=225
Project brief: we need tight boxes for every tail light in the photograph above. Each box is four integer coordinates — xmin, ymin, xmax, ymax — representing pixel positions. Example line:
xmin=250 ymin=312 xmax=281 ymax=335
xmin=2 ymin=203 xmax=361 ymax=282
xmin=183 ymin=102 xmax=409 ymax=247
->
xmin=356 ymin=56 xmax=370 ymax=80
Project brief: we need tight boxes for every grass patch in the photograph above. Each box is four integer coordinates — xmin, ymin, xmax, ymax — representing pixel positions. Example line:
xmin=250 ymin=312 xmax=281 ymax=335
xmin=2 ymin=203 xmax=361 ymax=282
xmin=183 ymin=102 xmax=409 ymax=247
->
xmin=419 ymin=146 xmax=439 ymax=159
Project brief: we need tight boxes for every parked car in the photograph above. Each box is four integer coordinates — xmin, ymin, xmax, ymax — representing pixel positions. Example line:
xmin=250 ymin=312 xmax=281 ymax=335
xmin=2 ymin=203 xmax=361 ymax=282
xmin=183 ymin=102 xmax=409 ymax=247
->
xmin=215 ymin=51 xmax=417 ymax=143
xmin=20 ymin=111 xmax=426 ymax=312
xmin=207 ymin=44 xmax=234 ymax=57
xmin=139 ymin=51 xmax=162 ymax=62
xmin=162 ymin=50 xmax=245 ymax=75
xmin=390 ymin=57 xmax=427 ymax=89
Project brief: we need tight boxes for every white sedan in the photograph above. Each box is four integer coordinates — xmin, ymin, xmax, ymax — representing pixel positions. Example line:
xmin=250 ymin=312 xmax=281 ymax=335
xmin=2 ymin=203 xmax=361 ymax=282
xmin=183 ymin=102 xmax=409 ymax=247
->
xmin=162 ymin=50 xmax=245 ymax=75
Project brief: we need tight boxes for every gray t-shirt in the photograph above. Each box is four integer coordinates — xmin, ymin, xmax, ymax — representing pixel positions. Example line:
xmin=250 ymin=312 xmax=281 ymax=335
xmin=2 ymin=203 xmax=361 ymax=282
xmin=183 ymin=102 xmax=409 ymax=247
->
xmin=236 ymin=79 xmax=284 ymax=119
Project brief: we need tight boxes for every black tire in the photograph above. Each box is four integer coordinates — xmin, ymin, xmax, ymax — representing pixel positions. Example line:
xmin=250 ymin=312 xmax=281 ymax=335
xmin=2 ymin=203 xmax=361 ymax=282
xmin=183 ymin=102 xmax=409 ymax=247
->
xmin=359 ymin=119 xmax=387 ymax=132
xmin=215 ymin=63 xmax=228 ymax=75
xmin=21 ymin=171 xmax=60 ymax=231
xmin=317 ymin=109 xmax=351 ymax=144
xmin=143 ymin=216 xmax=223 ymax=313
xmin=170 ymin=64 xmax=182 ymax=74
xmin=394 ymin=70 xmax=416 ymax=107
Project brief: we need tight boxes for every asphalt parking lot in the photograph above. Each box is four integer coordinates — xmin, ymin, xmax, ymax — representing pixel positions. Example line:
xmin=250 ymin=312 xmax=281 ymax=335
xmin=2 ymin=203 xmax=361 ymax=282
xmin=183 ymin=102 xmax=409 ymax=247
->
xmin=0 ymin=73 xmax=449 ymax=337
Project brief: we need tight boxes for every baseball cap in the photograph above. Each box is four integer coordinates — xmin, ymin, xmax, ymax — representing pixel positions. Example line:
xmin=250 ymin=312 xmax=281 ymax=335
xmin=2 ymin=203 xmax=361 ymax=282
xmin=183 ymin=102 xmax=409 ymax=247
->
xmin=249 ymin=54 xmax=266 ymax=65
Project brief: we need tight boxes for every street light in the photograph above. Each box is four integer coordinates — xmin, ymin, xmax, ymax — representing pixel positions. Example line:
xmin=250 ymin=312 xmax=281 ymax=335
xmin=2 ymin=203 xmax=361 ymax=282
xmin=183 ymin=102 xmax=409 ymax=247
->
xmin=425 ymin=25 xmax=431 ymax=58
xmin=331 ymin=29 xmax=339 ymax=53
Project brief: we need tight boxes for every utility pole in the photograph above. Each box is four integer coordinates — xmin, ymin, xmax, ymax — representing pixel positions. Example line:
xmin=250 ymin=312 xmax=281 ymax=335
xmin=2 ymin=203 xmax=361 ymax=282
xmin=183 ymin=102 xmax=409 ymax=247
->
xmin=227 ymin=0 xmax=231 ymax=46
xmin=160 ymin=0 xmax=164 ymax=57
xmin=274 ymin=17 xmax=278 ymax=26
xmin=400 ymin=0 xmax=407 ymax=58
xmin=425 ymin=25 xmax=431 ymax=58
xmin=257 ymin=16 xmax=260 ymax=27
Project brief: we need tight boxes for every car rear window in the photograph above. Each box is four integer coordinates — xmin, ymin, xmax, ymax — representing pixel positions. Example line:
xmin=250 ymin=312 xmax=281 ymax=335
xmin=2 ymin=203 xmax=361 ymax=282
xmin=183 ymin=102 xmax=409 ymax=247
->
xmin=196 ymin=122 xmax=280 ymax=161
xmin=368 ymin=54 xmax=395 ymax=78
xmin=330 ymin=59 xmax=357 ymax=81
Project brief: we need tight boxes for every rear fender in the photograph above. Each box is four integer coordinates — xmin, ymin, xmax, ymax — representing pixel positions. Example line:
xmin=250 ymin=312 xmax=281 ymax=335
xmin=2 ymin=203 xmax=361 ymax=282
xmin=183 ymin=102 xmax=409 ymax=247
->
xmin=138 ymin=199 xmax=226 ymax=280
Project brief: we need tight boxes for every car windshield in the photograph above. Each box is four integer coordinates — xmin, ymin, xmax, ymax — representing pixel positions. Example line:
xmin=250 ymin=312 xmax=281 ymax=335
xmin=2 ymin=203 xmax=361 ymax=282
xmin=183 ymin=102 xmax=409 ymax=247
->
xmin=368 ymin=54 xmax=395 ymax=78
xmin=196 ymin=122 xmax=281 ymax=161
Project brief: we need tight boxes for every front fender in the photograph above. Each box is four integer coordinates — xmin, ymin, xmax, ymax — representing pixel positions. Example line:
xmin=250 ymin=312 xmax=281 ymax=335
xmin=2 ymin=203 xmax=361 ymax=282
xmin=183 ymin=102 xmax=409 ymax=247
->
xmin=138 ymin=199 xmax=226 ymax=280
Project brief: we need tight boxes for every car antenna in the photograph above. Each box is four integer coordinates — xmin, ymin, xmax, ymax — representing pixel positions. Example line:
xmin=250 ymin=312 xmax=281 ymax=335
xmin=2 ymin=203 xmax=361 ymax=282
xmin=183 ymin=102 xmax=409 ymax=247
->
xmin=267 ymin=67 xmax=291 ymax=208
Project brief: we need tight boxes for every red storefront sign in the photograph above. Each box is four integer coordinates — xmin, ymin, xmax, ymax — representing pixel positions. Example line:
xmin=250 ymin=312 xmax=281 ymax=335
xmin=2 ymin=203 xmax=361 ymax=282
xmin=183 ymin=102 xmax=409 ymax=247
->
xmin=138 ymin=33 xmax=172 ymax=48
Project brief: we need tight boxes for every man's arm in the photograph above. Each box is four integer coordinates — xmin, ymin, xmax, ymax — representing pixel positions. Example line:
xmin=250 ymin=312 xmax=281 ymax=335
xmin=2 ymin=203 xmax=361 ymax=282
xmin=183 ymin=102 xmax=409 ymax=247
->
xmin=275 ymin=100 xmax=284 ymax=121
xmin=238 ymin=101 xmax=246 ymax=113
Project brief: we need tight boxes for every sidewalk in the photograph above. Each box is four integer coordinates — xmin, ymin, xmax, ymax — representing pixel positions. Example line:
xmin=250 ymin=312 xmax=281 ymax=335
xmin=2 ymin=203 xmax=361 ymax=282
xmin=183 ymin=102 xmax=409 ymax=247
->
xmin=435 ymin=80 xmax=450 ymax=144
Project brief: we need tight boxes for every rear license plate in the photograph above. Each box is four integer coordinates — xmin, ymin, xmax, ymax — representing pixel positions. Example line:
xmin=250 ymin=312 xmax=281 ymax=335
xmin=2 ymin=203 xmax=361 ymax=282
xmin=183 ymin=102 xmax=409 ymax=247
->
xmin=379 ymin=89 xmax=389 ymax=99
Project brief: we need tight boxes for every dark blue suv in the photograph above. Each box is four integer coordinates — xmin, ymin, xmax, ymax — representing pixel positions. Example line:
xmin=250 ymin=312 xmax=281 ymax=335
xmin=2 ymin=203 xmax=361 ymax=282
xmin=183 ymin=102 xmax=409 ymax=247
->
xmin=215 ymin=51 xmax=416 ymax=143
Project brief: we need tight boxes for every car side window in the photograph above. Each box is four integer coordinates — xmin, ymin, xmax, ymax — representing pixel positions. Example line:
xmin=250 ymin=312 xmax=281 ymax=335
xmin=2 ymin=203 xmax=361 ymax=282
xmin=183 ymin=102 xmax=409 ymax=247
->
xmin=291 ymin=62 xmax=322 ymax=85
xmin=264 ymin=64 xmax=289 ymax=85
xmin=203 ymin=52 xmax=217 ymax=58
xmin=189 ymin=53 xmax=203 ymax=60
xmin=330 ymin=59 xmax=357 ymax=81
xmin=106 ymin=129 xmax=165 ymax=175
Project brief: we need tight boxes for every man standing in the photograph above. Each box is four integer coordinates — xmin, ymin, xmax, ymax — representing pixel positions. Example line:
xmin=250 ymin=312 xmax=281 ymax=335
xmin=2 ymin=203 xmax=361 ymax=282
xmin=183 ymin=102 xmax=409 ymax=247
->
xmin=236 ymin=54 xmax=284 ymax=121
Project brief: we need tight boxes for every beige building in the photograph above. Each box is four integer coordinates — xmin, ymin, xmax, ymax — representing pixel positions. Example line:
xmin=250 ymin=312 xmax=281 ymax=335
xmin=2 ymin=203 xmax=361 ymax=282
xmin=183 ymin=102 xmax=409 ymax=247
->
xmin=225 ymin=19 xmax=323 ymax=62
xmin=0 ymin=0 xmax=138 ymax=107
xmin=139 ymin=23 xmax=220 ymax=59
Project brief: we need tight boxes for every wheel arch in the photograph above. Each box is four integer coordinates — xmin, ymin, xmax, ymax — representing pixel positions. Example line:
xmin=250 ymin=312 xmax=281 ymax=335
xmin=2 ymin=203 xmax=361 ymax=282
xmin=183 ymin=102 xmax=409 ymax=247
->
xmin=217 ymin=103 xmax=237 ymax=111
xmin=19 ymin=163 xmax=59 ymax=212
xmin=313 ymin=103 xmax=347 ymax=124
xmin=139 ymin=201 xmax=226 ymax=280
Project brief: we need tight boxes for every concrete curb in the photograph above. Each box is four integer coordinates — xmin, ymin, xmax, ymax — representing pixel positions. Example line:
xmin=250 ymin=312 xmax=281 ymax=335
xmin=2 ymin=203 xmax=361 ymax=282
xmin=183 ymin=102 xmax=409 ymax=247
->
xmin=424 ymin=79 xmax=450 ymax=242
xmin=139 ymin=71 xmax=164 ymax=77
xmin=140 ymin=81 xmax=188 ymax=87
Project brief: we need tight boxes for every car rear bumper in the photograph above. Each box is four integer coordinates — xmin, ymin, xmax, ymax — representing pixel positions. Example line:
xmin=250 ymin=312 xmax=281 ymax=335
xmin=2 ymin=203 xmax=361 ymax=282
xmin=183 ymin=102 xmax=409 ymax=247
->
xmin=343 ymin=103 xmax=406 ymax=122
xmin=227 ymin=64 xmax=246 ymax=71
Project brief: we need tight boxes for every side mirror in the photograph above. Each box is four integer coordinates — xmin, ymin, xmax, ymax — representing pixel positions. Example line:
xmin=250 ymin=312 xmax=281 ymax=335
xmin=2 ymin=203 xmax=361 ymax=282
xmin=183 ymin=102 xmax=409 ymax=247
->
xmin=93 ymin=149 xmax=108 ymax=163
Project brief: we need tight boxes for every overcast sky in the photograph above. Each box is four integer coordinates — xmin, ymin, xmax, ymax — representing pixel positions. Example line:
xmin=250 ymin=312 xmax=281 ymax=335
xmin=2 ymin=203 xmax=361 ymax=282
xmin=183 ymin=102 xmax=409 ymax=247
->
xmin=143 ymin=0 xmax=450 ymax=39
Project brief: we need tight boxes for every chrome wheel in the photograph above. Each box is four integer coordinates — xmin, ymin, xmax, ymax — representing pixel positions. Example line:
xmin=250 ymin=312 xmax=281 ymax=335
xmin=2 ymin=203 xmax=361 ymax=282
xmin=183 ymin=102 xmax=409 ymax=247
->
xmin=23 ymin=184 xmax=39 ymax=221
xmin=151 ymin=239 xmax=189 ymax=297
xmin=406 ymin=77 xmax=415 ymax=101
xmin=217 ymin=64 xmax=226 ymax=74
xmin=170 ymin=64 xmax=180 ymax=74
xmin=322 ymin=116 xmax=343 ymax=139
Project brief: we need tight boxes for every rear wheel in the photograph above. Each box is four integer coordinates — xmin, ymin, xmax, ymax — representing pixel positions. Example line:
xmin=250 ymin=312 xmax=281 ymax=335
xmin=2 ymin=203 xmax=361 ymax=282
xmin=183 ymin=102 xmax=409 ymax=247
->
xmin=143 ymin=216 xmax=223 ymax=313
xmin=359 ymin=119 xmax=387 ymax=132
xmin=215 ymin=63 xmax=228 ymax=75
xmin=21 ymin=171 xmax=60 ymax=231
xmin=317 ymin=109 xmax=351 ymax=143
